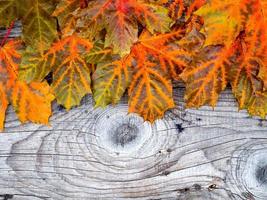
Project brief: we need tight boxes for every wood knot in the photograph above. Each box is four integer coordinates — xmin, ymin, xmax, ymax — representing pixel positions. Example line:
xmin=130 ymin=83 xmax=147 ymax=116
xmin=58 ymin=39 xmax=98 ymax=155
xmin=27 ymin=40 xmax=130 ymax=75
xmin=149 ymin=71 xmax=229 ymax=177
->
xmin=228 ymin=141 xmax=267 ymax=199
xmin=109 ymin=123 xmax=139 ymax=147
xmin=256 ymin=165 xmax=267 ymax=186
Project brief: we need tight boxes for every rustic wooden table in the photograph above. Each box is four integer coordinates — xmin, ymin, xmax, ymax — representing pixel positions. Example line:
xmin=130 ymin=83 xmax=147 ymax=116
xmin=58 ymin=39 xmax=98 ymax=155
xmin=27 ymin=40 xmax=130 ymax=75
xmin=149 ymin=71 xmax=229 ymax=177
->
xmin=0 ymin=24 xmax=267 ymax=200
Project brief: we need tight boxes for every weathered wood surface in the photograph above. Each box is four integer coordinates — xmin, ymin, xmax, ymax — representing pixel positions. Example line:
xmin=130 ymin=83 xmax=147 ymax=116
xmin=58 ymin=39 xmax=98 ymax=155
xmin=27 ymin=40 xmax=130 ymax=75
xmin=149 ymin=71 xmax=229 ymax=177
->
xmin=0 ymin=85 xmax=267 ymax=200
xmin=0 ymin=23 xmax=267 ymax=200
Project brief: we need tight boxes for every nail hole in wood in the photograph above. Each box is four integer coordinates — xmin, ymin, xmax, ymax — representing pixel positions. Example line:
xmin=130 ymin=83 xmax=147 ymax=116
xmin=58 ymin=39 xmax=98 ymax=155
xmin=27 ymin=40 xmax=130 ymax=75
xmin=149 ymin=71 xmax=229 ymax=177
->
xmin=208 ymin=184 xmax=217 ymax=191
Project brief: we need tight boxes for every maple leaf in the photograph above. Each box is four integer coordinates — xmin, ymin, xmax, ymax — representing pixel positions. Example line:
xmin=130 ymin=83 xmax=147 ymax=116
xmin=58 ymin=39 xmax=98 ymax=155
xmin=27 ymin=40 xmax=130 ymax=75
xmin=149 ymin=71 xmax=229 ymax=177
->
xmin=229 ymin=22 xmax=267 ymax=117
xmin=85 ymin=41 xmax=112 ymax=64
xmin=166 ymin=0 xmax=206 ymax=19
xmin=247 ymin=91 xmax=267 ymax=118
xmin=0 ymin=0 xmax=58 ymax=52
xmin=93 ymin=55 xmax=132 ymax=107
xmin=0 ymin=0 xmax=18 ymax=27
xmin=0 ymin=40 xmax=54 ymax=130
xmin=195 ymin=0 xmax=240 ymax=47
xmin=19 ymin=35 xmax=93 ymax=110
xmin=134 ymin=30 xmax=189 ymax=80
xmin=129 ymin=43 xmax=175 ymax=122
xmin=228 ymin=0 xmax=267 ymax=104
xmin=52 ymin=0 xmax=81 ymax=37
xmin=104 ymin=10 xmax=138 ymax=57
xmin=11 ymin=81 xmax=54 ymax=124
xmin=180 ymin=45 xmax=233 ymax=108
xmin=127 ymin=29 xmax=194 ymax=121
xmin=54 ymin=0 xmax=173 ymax=56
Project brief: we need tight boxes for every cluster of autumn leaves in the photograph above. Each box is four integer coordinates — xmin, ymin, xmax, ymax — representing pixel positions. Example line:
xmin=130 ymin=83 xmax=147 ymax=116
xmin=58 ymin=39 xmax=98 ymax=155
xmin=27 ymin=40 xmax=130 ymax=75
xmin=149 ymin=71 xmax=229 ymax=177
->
xmin=0 ymin=0 xmax=266 ymax=130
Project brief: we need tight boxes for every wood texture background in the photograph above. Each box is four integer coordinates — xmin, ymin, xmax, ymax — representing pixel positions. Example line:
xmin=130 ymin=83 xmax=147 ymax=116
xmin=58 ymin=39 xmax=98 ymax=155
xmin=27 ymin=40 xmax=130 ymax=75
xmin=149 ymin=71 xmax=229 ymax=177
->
xmin=0 ymin=23 xmax=267 ymax=200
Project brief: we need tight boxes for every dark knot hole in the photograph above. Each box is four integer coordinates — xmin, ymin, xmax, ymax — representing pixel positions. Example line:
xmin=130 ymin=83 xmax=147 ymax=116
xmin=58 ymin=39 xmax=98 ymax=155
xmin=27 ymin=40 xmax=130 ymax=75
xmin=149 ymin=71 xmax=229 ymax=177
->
xmin=109 ymin=124 xmax=139 ymax=147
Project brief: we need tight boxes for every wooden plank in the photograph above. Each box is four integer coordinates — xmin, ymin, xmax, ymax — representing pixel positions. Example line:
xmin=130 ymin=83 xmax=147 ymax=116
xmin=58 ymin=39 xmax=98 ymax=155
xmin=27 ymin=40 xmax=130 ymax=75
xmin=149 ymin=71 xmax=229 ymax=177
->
xmin=0 ymin=85 xmax=266 ymax=199
xmin=0 ymin=22 xmax=266 ymax=200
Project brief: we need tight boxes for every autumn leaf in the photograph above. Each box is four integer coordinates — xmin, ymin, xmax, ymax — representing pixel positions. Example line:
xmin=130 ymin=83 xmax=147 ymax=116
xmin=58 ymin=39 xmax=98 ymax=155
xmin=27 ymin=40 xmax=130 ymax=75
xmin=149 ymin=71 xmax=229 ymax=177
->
xmin=11 ymin=81 xmax=54 ymax=124
xmin=0 ymin=0 xmax=18 ymax=27
xmin=135 ymin=30 xmax=189 ymax=80
xmin=54 ymin=0 xmax=173 ymax=56
xmin=51 ymin=37 xmax=92 ymax=109
xmin=140 ymin=3 xmax=172 ymax=34
xmin=0 ymin=40 xmax=54 ymax=130
xmin=52 ymin=0 xmax=81 ymax=37
xmin=195 ymin=0 xmax=240 ymax=47
xmin=247 ymin=91 xmax=267 ymax=118
xmin=180 ymin=45 xmax=233 ymax=108
xmin=129 ymin=43 xmax=175 ymax=122
xmin=227 ymin=0 xmax=267 ymax=115
xmin=0 ymin=0 xmax=58 ymax=51
xmin=20 ymin=35 xmax=93 ymax=110
xmin=85 ymin=41 xmax=112 ymax=64
xmin=166 ymin=0 xmax=206 ymax=19
xmin=21 ymin=0 xmax=58 ymax=51
xmin=126 ymin=30 xmax=188 ymax=121
xmin=93 ymin=55 xmax=132 ymax=107
xmin=230 ymin=33 xmax=266 ymax=116
xmin=104 ymin=10 xmax=138 ymax=56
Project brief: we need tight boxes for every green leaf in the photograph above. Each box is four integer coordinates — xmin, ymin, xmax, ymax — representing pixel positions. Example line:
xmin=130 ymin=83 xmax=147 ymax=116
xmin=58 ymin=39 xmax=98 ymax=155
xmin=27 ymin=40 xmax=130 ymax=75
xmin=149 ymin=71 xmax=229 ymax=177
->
xmin=0 ymin=0 xmax=18 ymax=27
xmin=93 ymin=55 xmax=132 ymax=107
xmin=19 ymin=46 xmax=53 ymax=82
xmin=21 ymin=0 xmax=58 ymax=52
xmin=85 ymin=41 xmax=112 ymax=64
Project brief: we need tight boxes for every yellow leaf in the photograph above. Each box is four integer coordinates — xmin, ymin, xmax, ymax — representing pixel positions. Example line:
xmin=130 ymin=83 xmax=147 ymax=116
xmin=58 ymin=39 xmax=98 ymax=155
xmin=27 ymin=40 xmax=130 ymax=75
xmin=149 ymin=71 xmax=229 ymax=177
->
xmin=248 ymin=91 xmax=267 ymax=118
xmin=11 ymin=81 xmax=54 ymax=124
xmin=195 ymin=0 xmax=240 ymax=47
xmin=50 ymin=36 xmax=92 ymax=110
xmin=0 ymin=40 xmax=54 ymax=130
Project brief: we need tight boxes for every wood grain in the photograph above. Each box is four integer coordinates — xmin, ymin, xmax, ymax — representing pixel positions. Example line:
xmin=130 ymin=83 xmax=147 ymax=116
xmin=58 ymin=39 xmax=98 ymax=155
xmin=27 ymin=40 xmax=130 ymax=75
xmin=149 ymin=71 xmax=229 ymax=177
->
xmin=0 ymin=85 xmax=266 ymax=200
xmin=0 ymin=23 xmax=266 ymax=200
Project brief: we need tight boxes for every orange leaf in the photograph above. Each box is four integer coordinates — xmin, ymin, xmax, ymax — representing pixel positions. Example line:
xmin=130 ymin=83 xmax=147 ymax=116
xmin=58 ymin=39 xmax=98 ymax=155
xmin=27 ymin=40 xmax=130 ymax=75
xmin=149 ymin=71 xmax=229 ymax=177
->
xmin=20 ymin=35 xmax=93 ymax=110
xmin=0 ymin=40 xmax=54 ymax=130
xmin=129 ymin=43 xmax=175 ymax=122
xmin=11 ymin=81 xmax=55 ymax=124
xmin=180 ymin=45 xmax=233 ymax=108
xmin=54 ymin=0 xmax=173 ymax=55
